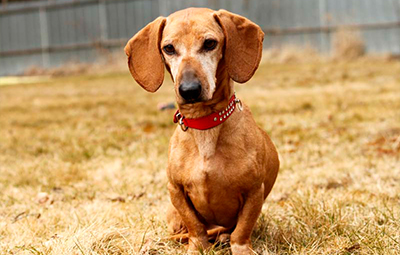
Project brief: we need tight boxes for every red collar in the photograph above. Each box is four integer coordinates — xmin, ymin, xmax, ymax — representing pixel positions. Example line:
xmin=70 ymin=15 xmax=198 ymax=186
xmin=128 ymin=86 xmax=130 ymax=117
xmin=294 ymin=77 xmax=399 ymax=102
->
xmin=173 ymin=94 xmax=241 ymax=131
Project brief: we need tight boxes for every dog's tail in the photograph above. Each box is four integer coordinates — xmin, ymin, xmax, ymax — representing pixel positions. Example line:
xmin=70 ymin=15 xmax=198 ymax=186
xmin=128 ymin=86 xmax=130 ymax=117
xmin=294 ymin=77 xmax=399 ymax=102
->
xmin=169 ymin=226 xmax=232 ymax=243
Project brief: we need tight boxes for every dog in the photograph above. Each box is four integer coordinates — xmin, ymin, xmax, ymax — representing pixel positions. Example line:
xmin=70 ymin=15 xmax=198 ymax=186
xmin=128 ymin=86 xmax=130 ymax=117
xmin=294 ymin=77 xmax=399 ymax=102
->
xmin=125 ymin=8 xmax=279 ymax=254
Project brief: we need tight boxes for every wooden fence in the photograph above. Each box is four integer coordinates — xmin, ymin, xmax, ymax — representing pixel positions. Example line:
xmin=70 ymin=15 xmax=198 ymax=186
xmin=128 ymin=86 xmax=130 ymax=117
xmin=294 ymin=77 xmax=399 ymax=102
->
xmin=1 ymin=0 xmax=400 ymax=75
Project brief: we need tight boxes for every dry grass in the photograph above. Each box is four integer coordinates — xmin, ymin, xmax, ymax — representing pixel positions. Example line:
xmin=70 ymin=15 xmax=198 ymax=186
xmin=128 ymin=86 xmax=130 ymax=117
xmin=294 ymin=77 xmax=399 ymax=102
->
xmin=0 ymin=57 xmax=399 ymax=254
xmin=261 ymin=46 xmax=322 ymax=64
xmin=23 ymin=51 xmax=127 ymax=77
xmin=331 ymin=28 xmax=365 ymax=60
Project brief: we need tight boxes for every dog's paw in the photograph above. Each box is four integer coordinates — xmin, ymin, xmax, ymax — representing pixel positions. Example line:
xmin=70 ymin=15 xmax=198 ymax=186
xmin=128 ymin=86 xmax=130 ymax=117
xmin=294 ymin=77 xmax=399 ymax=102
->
xmin=218 ymin=233 xmax=230 ymax=244
xmin=187 ymin=237 xmax=212 ymax=253
xmin=231 ymin=243 xmax=256 ymax=255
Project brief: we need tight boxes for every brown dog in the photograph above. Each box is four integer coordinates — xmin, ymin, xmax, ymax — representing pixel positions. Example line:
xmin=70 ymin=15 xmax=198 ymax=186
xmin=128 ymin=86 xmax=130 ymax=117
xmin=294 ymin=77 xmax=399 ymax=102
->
xmin=125 ymin=8 xmax=279 ymax=254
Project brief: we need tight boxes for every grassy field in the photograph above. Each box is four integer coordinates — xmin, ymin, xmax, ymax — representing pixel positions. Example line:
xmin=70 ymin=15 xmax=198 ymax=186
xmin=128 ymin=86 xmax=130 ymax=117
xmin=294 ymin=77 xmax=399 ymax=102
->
xmin=0 ymin=58 xmax=399 ymax=254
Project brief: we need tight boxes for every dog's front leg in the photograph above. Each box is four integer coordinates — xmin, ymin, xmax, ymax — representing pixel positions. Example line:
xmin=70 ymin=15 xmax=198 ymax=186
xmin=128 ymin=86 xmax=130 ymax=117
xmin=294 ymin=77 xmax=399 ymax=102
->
xmin=168 ymin=182 xmax=211 ymax=252
xmin=230 ymin=184 xmax=265 ymax=255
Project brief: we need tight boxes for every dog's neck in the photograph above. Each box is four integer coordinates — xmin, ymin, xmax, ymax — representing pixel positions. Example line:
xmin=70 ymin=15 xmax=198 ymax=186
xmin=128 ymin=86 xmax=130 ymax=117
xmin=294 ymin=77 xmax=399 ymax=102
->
xmin=177 ymin=60 xmax=235 ymax=159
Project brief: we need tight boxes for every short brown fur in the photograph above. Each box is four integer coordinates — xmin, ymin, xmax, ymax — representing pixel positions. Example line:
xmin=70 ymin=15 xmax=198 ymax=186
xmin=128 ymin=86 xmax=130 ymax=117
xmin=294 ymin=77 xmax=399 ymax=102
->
xmin=125 ymin=8 xmax=279 ymax=254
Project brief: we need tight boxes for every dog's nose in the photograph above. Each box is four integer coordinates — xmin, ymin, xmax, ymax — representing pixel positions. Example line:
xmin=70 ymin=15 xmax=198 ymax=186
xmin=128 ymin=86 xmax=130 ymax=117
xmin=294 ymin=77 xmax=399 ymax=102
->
xmin=179 ymin=82 xmax=202 ymax=102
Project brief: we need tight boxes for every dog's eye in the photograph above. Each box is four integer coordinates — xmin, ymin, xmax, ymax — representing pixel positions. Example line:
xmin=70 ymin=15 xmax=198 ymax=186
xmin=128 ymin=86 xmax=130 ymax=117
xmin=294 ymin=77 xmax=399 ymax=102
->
xmin=203 ymin=39 xmax=217 ymax=51
xmin=163 ymin=44 xmax=175 ymax=55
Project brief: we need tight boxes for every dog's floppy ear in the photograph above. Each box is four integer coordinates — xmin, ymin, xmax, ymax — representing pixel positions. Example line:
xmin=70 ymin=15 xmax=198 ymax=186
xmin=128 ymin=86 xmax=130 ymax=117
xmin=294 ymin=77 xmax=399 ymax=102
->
xmin=124 ymin=17 xmax=166 ymax=92
xmin=213 ymin=10 xmax=264 ymax=83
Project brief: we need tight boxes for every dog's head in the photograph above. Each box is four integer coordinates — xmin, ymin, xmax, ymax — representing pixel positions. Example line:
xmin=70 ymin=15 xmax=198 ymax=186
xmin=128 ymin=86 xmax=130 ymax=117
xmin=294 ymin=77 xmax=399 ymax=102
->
xmin=125 ymin=8 xmax=264 ymax=105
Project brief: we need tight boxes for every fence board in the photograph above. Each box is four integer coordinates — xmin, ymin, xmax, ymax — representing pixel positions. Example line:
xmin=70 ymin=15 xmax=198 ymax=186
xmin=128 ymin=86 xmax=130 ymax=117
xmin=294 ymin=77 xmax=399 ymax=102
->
xmin=0 ymin=15 xmax=9 ymax=52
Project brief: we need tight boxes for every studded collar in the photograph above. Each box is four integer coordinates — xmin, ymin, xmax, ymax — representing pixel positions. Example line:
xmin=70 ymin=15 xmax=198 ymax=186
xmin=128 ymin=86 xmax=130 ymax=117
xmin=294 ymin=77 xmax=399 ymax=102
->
xmin=173 ymin=93 xmax=242 ymax=131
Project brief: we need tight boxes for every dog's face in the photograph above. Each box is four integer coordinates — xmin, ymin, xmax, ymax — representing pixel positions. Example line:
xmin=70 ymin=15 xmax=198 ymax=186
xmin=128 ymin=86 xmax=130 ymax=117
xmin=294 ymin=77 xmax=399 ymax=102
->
xmin=161 ymin=9 xmax=224 ymax=104
xmin=125 ymin=8 xmax=264 ymax=104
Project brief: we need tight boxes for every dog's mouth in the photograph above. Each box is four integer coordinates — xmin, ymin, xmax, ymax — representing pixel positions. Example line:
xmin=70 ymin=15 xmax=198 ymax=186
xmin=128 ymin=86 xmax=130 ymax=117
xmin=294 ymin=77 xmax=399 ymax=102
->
xmin=180 ymin=97 xmax=204 ymax=105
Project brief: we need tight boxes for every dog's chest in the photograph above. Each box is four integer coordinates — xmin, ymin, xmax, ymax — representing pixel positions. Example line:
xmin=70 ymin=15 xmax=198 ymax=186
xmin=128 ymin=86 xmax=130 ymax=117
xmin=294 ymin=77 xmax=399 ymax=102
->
xmin=186 ymin=160 xmax=212 ymax=202
xmin=184 ymin=158 xmax=241 ymax=226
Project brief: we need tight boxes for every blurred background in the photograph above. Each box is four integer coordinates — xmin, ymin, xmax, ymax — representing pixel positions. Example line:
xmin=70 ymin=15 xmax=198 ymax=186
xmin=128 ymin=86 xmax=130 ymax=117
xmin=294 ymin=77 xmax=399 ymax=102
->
xmin=1 ymin=0 xmax=400 ymax=76
xmin=1 ymin=1 xmax=400 ymax=254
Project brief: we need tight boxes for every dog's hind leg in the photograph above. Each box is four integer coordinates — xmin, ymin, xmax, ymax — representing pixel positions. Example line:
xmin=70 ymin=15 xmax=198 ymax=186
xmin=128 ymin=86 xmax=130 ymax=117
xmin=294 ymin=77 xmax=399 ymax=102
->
xmin=167 ymin=203 xmax=232 ymax=244
xmin=169 ymin=225 xmax=232 ymax=244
